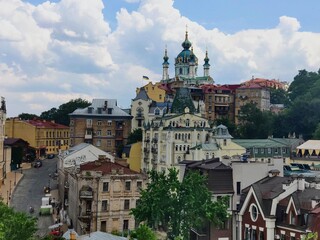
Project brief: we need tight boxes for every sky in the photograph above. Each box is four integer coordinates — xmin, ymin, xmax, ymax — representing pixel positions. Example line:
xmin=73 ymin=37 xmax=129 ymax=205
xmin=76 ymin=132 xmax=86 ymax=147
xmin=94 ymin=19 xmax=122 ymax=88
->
xmin=2 ymin=0 xmax=320 ymax=117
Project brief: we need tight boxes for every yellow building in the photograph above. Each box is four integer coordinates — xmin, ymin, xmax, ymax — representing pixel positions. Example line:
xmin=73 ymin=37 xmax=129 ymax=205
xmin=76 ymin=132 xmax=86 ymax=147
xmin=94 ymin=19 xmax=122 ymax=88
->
xmin=136 ymin=82 xmax=166 ymax=102
xmin=5 ymin=118 xmax=69 ymax=157
xmin=122 ymin=142 xmax=142 ymax=172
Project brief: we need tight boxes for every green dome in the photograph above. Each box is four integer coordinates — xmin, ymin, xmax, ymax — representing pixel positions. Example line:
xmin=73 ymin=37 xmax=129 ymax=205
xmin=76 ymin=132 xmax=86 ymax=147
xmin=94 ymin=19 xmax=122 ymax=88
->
xmin=175 ymin=31 xmax=198 ymax=64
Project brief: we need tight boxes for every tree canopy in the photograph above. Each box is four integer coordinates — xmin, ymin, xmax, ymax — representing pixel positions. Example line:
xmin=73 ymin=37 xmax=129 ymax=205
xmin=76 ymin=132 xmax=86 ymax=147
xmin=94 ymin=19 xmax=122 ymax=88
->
xmin=127 ymin=128 xmax=143 ymax=144
xmin=0 ymin=202 xmax=37 ymax=240
xmin=131 ymin=168 xmax=229 ymax=239
xmin=40 ymin=98 xmax=90 ymax=126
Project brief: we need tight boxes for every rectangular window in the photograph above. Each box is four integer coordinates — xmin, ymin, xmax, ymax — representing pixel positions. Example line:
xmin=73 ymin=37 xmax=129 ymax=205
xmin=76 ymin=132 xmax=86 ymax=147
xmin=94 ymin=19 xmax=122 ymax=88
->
xmin=254 ymin=148 xmax=258 ymax=154
xmin=96 ymin=139 xmax=101 ymax=147
xmin=124 ymin=199 xmax=130 ymax=210
xmin=268 ymin=148 xmax=271 ymax=154
xmin=125 ymin=181 xmax=131 ymax=191
xmin=259 ymin=231 xmax=264 ymax=240
xmin=107 ymin=120 xmax=112 ymax=126
xmin=252 ymin=229 xmax=257 ymax=240
xmin=107 ymin=140 xmax=112 ymax=146
xmin=107 ymin=130 xmax=112 ymax=136
xmin=261 ymin=148 xmax=265 ymax=154
xmin=137 ymin=181 xmax=142 ymax=190
xmin=123 ymin=220 xmax=129 ymax=230
xmin=96 ymin=130 xmax=101 ymax=136
xmin=86 ymin=119 xmax=92 ymax=127
xmin=103 ymin=182 xmax=109 ymax=192
xmin=97 ymin=120 xmax=102 ymax=126
xmin=101 ymin=200 xmax=108 ymax=211
xmin=100 ymin=221 xmax=107 ymax=232
xmin=236 ymin=182 xmax=241 ymax=195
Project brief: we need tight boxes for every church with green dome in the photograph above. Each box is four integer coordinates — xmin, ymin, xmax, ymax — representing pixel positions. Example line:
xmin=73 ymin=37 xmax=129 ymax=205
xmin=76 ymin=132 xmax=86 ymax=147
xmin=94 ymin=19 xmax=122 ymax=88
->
xmin=160 ymin=31 xmax=214 ymax=87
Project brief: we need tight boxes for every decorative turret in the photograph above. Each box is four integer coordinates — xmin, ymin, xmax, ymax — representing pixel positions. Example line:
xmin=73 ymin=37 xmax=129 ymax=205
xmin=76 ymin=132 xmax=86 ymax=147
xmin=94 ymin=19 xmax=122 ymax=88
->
xmin=175 ymin=31 xmax=198 ymax=77
xmin=189 ymin=47 xmax=196 ymax=78
xmin=162 ymin=48 xmax=169 ymax=80
xmin=171 ymin=88 xmax=196 ymax=114
xmin=203 ymin=50 xmax=210 ymax=77
xmin=182 ymin=31 xmax=192 ymax=50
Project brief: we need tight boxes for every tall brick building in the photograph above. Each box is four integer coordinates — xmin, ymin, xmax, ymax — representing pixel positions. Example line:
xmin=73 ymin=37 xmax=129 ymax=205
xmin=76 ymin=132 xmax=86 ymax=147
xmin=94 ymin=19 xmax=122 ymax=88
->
xmin=69 ymin=99 xmax=132 ymax=155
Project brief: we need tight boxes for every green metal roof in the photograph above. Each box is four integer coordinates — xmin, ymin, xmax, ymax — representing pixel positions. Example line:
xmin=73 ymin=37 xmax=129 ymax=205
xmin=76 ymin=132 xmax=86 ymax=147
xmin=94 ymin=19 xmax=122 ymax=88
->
xmin=233 ymin=139 xmax=289 ymax=148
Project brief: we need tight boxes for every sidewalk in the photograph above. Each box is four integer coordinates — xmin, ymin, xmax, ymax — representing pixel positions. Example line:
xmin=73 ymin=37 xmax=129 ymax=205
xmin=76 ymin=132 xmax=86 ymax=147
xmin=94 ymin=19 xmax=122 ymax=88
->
xmin=0 ymin=162 xmax=32 ymax=206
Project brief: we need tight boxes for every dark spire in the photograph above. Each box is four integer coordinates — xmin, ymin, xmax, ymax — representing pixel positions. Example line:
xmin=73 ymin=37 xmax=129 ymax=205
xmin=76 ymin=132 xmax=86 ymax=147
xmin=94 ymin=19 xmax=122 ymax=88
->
xmin=163 ymin=47 xmax=169 ymax=65
xmin=203 ymin=50 xmax=210 ymax=67
xmin=171 ymin=88 xmax=196 ymax=114
xmin=181 ymin=30 xmax=192 ymax=50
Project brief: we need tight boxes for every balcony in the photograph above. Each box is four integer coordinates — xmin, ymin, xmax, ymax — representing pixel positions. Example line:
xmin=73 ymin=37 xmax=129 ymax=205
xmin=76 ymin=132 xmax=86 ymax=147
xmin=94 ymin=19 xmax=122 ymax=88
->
xmin=80 ymin=190 xmax=93 ymax=199
xmin=144 ymin=148 xmax=149 ymax=153
xmin=85 ymin=131 xmax=93 ymax=139
xmin=79 ymin=209 xmax=92 ymax=220
xmin=151 ymin=148 xmax=158 ymax=154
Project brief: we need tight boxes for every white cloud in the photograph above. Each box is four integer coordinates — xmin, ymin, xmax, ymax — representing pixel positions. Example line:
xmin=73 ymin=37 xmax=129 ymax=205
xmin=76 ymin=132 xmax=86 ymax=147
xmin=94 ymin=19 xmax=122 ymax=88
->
xmin=2 ymin=0 xmax=320 ymax=118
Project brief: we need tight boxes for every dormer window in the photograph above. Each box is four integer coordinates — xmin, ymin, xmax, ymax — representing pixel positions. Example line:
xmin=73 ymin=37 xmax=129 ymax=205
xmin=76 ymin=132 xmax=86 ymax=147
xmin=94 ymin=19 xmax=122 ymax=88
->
xmin=155 ymin=109 xmax=160 ymax=115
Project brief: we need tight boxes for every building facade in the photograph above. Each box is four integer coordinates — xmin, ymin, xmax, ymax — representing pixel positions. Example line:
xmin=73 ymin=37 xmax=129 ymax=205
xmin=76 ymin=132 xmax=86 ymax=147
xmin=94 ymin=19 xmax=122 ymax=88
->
xmin=69 ymin=99 xmax=132 ymax=155
xmin=66 ymin=158 xmax=147 ymax=235
xmin=5 ymin=118 xmax=69 ymax=157
xmin=0 ymin=97 xmax=6 ymax=185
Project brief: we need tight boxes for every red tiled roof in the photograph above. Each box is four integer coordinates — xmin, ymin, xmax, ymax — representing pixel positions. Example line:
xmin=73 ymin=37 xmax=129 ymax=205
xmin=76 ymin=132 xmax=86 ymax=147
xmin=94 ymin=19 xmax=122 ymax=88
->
xmin=80 ymin=159 xmax=140 ymax=175
xmin=26 ymin=119 xmax=68 ymax=129
xmin=239 ymin=82 xmax=263 ymax=89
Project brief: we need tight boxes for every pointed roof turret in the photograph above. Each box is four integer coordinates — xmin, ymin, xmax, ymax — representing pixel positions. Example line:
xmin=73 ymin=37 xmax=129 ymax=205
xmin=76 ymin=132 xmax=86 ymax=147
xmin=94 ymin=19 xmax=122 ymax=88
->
xmin=171 ymin=88 xmax=196 ymax=114
xmin=163 ymin=48 xmax=169 ymax=65
xmin=203 ymin=50 xmax=210 ymax=67
xmin=182 ymin=30 xmax=192 ymax=50
xmin=132 ymin=87 xmax=149 ymax=101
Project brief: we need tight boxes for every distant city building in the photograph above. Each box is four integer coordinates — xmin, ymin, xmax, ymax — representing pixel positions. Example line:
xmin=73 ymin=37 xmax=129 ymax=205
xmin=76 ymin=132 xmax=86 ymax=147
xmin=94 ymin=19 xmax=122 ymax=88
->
xmin=5 ymin=117 xmax=69 ymax=157
xmin=243 ymin=77 xmax=288 ymax=90
xmin=69 ymin=99 xmax=132 ymax=155
xmin=234 ymin=83 xmax=270 ymax=124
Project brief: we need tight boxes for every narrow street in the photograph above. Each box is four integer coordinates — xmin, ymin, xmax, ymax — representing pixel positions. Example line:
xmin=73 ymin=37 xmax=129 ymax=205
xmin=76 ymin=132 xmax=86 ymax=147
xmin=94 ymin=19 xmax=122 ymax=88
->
xmin=10 ymin=158 xmax=58 ymax=238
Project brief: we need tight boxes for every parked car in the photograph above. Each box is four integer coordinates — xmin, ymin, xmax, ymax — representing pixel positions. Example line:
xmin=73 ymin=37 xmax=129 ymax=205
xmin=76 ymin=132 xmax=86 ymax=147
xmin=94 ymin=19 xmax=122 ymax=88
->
xmin=33 ymin=161 xmax=42 ymax=168
xmin=47 ymin=154 xmax=55 ymax=159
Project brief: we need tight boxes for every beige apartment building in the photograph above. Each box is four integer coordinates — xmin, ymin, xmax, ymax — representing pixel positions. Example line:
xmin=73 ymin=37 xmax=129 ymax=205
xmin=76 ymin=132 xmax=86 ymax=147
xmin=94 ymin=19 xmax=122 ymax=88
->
xmin=66 ymin=157 xmax=147 ymax=234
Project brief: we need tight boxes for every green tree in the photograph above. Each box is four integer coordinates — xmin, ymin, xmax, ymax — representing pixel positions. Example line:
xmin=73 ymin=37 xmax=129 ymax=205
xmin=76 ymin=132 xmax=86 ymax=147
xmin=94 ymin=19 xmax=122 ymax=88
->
xmin=18 ymin=113 xmax=39 ymax=120
xmin=40 ymin=98 xmax=90 ymax=126
xmin=288 ymin=69 xmax=320 ymax=102
xmin=131 ymin=169 xmax=229 ymax=239
xmin=130 ymin=224 xmax=156 ymax=240
xmin=236 ymin=103 xmax=274 ymax=139
xmin=0 ymin=202 xmax=37 ymax=240
xmin=127 ymin=129 xmax=143 ymax=144
xmin=270 ymin=88 xmax=290 ymax=106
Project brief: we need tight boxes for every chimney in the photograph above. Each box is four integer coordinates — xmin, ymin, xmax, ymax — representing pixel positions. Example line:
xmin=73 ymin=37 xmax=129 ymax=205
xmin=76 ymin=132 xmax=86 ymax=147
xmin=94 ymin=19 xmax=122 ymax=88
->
xmin=297 ymin=175 xmax=305 ymax=191
xmin=104 ymin=101 xmax=108 ymax=110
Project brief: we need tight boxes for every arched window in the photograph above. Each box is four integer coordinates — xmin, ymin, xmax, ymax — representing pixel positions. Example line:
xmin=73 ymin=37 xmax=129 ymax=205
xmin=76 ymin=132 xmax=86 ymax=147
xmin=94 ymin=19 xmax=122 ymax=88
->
xmin=175 ymin=145 xmax=178 ymax=151
xmin=179 ymin=68 xmax=183 ymax=74
xmin=155 ymin=108 xmax=160 ymax=115
xmin=179 ymin=145 xmax=182 ymax=151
